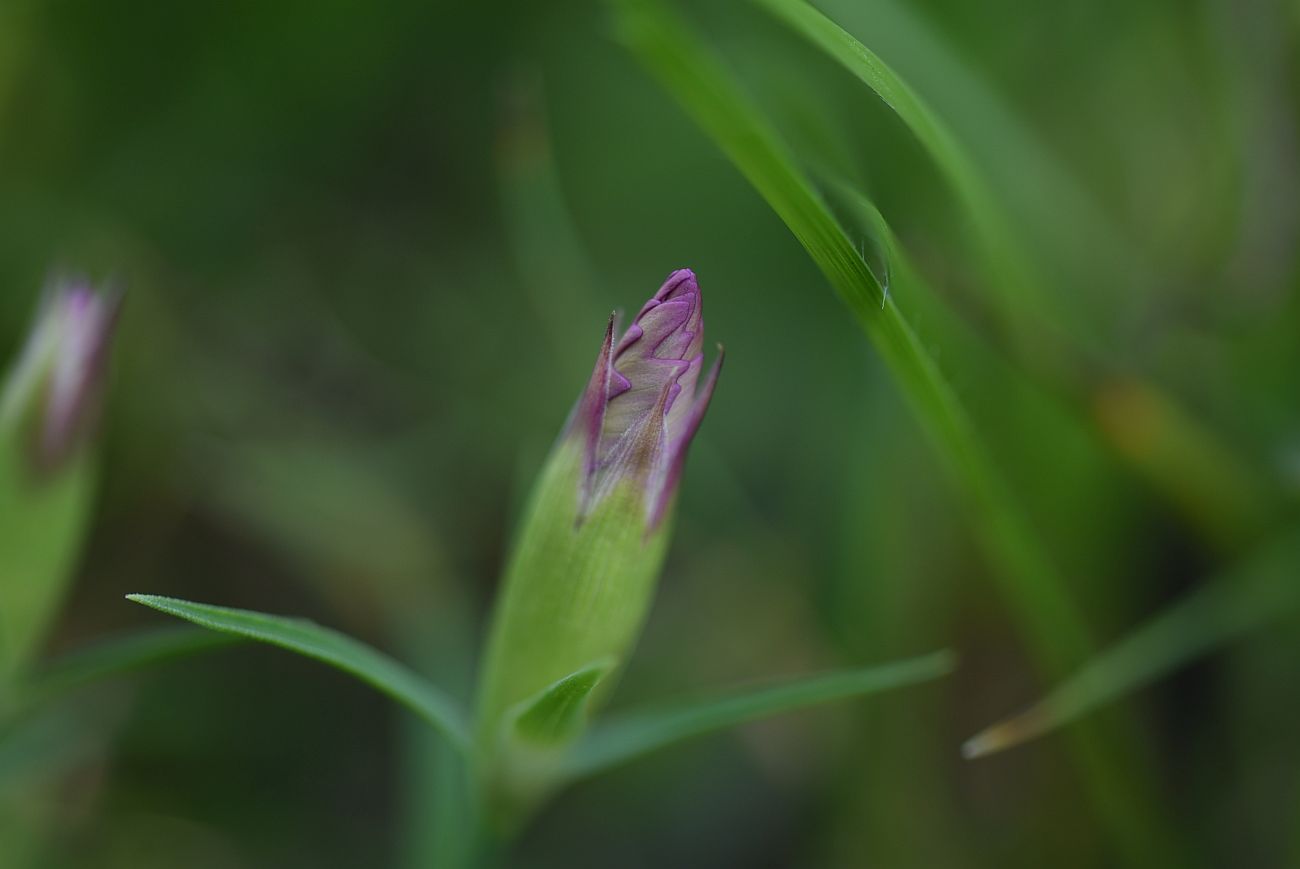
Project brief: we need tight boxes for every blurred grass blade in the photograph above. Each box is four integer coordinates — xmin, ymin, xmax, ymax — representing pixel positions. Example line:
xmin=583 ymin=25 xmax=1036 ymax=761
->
xmin=511 ymin=659 xmax=613 ymax=746
xmin=828 ymin=166 xmax=1272 ymax=552
xmin=765 ymin=0 xmax=1273 ymax=550
xmin=965 ymin=527 xmax=1300 ymax=758
xmin=127 ymin=595 xmax=471 ymax=751
xmin=564 ymin=651 xmax=952 ymax=779
xmin=0 ymin=704 xmax=105 ymax=794
xmin=754 ymin=0 xmax=1041 ymax=340
xmin=19 ymin=626 xmax=238 ymax=711
xmin=812 ymin=0 xmax=1141 ymax=311
xmin=1090 ymin=379 xmax=1272 ymax=549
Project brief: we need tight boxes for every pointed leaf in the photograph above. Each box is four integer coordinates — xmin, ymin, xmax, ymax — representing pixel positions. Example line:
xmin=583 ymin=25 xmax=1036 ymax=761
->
xmin=965 ymin=527 xmax=1300 ymax=758
xmin=563 ymin=650 xmax=953 ymax=779
xmin=127 ymin=595 xmax=471 ymax=751
xmin=510 ymin=659 xmax=614 ymax=746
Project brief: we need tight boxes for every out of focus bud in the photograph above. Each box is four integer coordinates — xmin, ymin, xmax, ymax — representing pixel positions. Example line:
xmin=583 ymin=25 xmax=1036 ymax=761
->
xmin=1 ymin=279 xmax=121 ymax=476
xmin=0 ymin=277 xmax=120 ymax=684
xmin=475 ymin=269 xmax=721 ymax=818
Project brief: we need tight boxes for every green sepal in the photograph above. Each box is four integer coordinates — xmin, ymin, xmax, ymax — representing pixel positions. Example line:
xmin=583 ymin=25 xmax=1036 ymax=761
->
xmin=509 ymin=658 xmax=615 ymax=747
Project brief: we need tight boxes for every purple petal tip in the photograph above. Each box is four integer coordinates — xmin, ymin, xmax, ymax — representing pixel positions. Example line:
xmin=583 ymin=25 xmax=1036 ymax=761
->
xmin=569 ymin=268 xmax=721 ymax=528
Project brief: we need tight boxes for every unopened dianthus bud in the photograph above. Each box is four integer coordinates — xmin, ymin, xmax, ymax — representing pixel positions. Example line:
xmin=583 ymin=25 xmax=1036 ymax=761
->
xmin=1 ymin=278 xmax=122 ymax=477
xmin=573 ymin=268 xmax=721 ymax=529
xmin=475 ymin=269 xmax=721 ymax=819
xmin=1 ymin=277 xmax=121 ymax=684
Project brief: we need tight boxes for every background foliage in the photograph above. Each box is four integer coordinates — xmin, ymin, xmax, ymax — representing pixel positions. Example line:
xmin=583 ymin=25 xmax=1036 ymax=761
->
xmin=1 ymin=0 xmax=1297 ymax=866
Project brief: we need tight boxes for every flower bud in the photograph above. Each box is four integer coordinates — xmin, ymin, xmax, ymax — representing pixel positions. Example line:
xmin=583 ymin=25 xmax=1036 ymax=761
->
xmin=1 ymin=278 xmax=122 ymax=477
xmin=475 ymin=269 xmax=721 ymax=813
xmin=576 ymin=269 xmax=722 ymax=530
xmin=1 ymin=277 xmax=120 ymax=684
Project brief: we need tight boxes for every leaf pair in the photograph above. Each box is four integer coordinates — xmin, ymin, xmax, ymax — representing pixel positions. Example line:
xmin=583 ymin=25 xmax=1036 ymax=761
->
xmin=126 ymin=595 xmax=951 ymax=785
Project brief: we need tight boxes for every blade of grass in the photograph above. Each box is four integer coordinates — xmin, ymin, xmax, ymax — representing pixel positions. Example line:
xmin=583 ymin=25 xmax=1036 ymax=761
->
xmin=762 ymin=0 xmax=1274 ymax=551
xmin=126 ymin=595 xmax=471 ymax=751
xmin=753 ymin=0 xmax=1043 ymax=348
xmin=613 ymin=3 xmax=1192 ymax=863
xmin=818 ymin=167 xmax=1282 ymax=814
xmin=564 ymin=650 xmax=953 ymax=779
xmin=828 ymin=173 xmax=1229 ymax=864
xmin=812 ymin=0 xmax=1143 ymax=308
xmin=966 ymin=526 xmax=1300 ymax=758
xmin=1089 ymin=378 xmax=1272 ymax=549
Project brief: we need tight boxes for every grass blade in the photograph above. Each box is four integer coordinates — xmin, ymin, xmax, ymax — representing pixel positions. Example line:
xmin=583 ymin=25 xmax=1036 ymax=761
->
xmin=763 ymin=0 xmax=1273 ymax=551
xmin=126 ymin=594 xmax=471 ymax=751
xmin=754 ymin=0 xmax=1041 ymax=341
xmin=565 ymin=650 xmax=953 ymax=778
xmin=965 ymin=527 xmax=1300 ymax=758
xmin=811 ymin=0 xmax=1142 ymax=311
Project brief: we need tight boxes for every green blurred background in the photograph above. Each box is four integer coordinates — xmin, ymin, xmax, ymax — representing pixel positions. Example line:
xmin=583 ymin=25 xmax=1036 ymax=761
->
xmin=2 ymin=0 xmax=1298 ymax=866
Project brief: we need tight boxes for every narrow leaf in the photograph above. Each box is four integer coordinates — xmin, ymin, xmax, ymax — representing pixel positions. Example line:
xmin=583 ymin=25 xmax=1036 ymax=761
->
xmin=126 ymin=595 xmax=471 ymax=751
xmin=772 ymin=0 xmax=1272 ymax=551
xmin=564 ymin=650 xmax=953 ymax=779
xmin=813 ymin=0 xmax=1141 ymax=299
xmin=965 ymin=528 xmax=1300 ymax=758
xmin=511 ymin=659 xmax=614 ymax=746
xmin=755 ymin=0 xmax=1039 ymax=327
